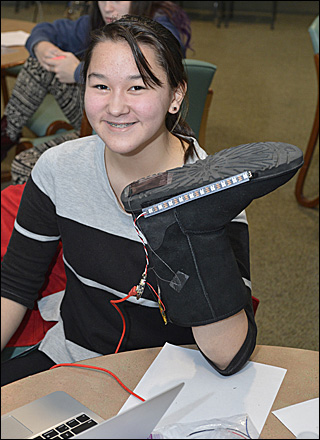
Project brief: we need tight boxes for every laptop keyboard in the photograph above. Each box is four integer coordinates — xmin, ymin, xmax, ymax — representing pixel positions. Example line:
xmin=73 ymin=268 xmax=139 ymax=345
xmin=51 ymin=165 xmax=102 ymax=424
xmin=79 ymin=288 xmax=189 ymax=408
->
xmin=32 ymin=413 xmax=98 ymax=439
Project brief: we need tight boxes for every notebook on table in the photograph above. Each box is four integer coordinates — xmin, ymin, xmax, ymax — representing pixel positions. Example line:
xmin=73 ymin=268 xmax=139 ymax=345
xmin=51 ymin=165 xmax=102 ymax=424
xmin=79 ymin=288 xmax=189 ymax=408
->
xmin=1 ymin=382 xmax=184 ymax=439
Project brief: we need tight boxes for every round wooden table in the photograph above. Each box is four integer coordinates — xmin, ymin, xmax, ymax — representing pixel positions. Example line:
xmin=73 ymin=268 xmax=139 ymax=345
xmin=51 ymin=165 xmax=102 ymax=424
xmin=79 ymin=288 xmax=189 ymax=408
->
xmin=1 ymin=18 xmax=36 ymax=108
xmin=1 ymin=18 xmax=35 ymax=69
xmin=1 ymin=345 xmax=318 ymax=439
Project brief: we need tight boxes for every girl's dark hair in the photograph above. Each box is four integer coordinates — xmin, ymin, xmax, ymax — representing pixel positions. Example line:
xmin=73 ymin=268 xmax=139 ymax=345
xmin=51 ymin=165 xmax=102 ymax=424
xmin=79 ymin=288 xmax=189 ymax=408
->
xmin=83 ymin=14 xmax=197 ymax=161
xmin=89 ymin=2 xmax=105 ymax=30
xmin=89 ymin=1 xmax=192 ymax=53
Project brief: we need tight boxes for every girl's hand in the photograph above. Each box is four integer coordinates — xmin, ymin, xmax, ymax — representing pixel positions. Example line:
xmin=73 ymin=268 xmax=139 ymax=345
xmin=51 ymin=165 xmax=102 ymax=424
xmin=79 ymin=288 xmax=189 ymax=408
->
xmin=34 ymin=41 xmax=63 ymax=69
xmin=34 ymin=42 xmax=80 ymax=83
xmin=46 ymin=52 xmax=80 ymax=83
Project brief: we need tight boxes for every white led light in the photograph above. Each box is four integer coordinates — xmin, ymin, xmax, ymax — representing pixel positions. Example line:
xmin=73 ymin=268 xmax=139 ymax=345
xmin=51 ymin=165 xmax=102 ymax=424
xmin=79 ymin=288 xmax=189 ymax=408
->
xmin=142 ymin=171 xmax=252 ymax=218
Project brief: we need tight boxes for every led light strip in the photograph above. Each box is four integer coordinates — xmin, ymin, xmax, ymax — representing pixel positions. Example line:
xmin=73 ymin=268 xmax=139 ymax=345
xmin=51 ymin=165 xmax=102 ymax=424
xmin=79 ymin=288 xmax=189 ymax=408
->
xmin=142 ymin=171 xmax=252 ymax=218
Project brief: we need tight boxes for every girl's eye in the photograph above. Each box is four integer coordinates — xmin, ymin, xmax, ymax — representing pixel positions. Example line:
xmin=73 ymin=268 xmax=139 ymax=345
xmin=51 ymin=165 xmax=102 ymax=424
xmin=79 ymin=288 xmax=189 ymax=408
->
xmin=94 ymin=84 xmax=108 ymax=90
xmin=130 ymin=85 xmax=145 ymax=91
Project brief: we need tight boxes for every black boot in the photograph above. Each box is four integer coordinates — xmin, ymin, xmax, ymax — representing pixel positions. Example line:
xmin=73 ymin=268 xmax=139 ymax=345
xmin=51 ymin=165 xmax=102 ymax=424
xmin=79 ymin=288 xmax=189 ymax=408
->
xmin=1 ymin=115 xmax=20 ymax=161
xmin=121 ymin=142 xmax=303 ymax=327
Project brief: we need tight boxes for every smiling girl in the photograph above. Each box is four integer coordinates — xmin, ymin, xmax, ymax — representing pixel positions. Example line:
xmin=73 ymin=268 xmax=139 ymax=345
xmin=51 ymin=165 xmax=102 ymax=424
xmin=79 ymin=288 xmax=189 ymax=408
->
xmin=1 ymin=15 xmax=254 ymax=386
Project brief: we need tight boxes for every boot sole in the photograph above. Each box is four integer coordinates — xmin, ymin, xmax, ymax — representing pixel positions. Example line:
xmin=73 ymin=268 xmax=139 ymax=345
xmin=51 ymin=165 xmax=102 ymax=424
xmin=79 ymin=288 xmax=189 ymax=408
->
xmin=121 ymin=142 xmax=303 ymax=214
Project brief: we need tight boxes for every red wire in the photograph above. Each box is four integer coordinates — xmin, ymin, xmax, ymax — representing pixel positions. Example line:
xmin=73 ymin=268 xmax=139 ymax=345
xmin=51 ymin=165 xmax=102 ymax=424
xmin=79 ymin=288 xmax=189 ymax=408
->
xmin=49 ymin=363 xmax=145 ymax=402
xmin=133 ymin=214 xmax=165 ymax=308
xmin=48 ymin=213 xmax=162 ymax=404
xmin=146 ymin=282 xmax=166 ymax=311
xmin=109 ymin=282 xmax=165 ymax=356
xmin=48 ymin=291 xmax=146 ymax=403
xmin=229 ymin=431 xmax=249 ymax=438
xmin=110 ymin=302 xmax=126 ymax=354
xmin=110 ymin=292 xmax=135 ymax=353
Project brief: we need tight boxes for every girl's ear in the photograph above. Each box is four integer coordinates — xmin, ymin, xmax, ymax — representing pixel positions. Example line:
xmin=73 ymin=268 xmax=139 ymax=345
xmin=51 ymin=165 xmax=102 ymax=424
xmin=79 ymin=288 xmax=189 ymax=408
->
xmin=169 ymin=81 xmax=187 ymax=114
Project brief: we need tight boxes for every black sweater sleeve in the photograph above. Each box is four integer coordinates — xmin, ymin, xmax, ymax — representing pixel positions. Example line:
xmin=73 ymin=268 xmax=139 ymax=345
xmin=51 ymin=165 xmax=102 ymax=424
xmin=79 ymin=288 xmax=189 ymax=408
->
xmin=1 ymin=178 xmax=61 ymax=309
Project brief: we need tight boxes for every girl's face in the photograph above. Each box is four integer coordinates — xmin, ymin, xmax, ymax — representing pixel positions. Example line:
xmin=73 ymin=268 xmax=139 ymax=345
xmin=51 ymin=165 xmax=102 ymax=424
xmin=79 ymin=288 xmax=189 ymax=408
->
xmin=85 ymin=40 xmax=184 ymax=157
xmin=98 ymin=1 xmax=131 ymax=24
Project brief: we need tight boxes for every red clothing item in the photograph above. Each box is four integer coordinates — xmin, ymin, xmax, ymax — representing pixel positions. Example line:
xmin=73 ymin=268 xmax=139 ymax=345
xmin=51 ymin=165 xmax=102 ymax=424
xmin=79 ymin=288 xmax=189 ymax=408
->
xmin=1 ymin=183 xmax=66 ymax=347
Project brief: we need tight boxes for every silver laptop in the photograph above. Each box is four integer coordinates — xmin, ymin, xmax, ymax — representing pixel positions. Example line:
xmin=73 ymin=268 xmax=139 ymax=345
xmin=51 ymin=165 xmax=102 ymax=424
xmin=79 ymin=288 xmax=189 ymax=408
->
xmin=1 ymin=382 xmax=184 ymax=439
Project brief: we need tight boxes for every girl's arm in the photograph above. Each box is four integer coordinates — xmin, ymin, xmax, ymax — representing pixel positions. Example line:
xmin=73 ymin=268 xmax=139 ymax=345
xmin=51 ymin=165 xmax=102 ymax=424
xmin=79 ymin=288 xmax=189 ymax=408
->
xmin=192 ymin=309 xmax=248 ymax=370
xmin=26 ymin=15 xmax=90 ymax=59
xmin=1 ymin=297 xmax=27 ymax=351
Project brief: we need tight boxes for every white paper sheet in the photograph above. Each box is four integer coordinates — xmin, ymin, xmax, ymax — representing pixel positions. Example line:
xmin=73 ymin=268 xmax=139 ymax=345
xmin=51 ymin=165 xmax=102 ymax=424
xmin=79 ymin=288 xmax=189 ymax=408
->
xmin=272 ymin=398 xmax=319 ymax=437
xmin=1 ymin=30 xmax=30 ymax=46
xmin=119 ymin=343 xmax=286 ymax=434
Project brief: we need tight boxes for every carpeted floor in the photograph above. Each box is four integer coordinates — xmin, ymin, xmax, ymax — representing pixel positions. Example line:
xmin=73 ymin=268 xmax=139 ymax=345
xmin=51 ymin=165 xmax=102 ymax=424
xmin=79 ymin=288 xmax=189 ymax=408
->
xmin=187 ymin=12 xmax=319 ymax=351
xmin=1 ymin=3 xmax=319 ymax=351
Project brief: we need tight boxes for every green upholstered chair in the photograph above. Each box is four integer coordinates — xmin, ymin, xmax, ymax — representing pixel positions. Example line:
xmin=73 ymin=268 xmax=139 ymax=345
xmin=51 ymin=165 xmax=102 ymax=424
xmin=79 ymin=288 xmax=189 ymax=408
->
xmin=27 ymin=94 xmax=73 ymax=138
xmin=308 ymin=15 xmax=319 ymax=55
xmin=14 ymin=109 xmax=93 ymax=158
xmin=295 ymin=15 xmax=319 ymax=208
xmin=183 ymin=59 xmax=217 ymax=146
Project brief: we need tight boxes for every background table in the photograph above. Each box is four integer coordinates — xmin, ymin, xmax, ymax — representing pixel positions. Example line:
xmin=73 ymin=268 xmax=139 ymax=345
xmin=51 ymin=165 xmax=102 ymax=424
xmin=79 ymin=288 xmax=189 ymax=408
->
xmin=1 ymin=18 xmax=35 ymax=69
xmin=1 ymin=345 xmax=319 ymax=439
xmin=1 ymin=18 xmax=35 ymax=107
